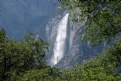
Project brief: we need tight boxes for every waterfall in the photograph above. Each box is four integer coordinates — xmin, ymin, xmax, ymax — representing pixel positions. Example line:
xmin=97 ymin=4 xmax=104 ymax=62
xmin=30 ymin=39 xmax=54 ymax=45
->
xmin=50 ymin=13 xmax=69 ymax=65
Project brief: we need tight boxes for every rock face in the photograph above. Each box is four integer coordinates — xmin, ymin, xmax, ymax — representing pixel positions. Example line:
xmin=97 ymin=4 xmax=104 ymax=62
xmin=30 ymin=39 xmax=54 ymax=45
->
xmin=0 ymin=0 xmax=57 ymax=39
xmin=57 ymin=25 xmax=103 ymax=69
xmin=46 ymin=14 xmax=103 ymax=69
xmin=46 ymin=14 xmax=62 ymax=65
xmin=0 ymin=0 xmax=104 ymax=69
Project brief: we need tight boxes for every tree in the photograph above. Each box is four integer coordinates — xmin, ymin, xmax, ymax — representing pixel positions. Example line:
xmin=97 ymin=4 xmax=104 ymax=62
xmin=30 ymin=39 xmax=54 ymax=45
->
xmin=60 ymin=46 xmax=121 ymax=81
xmin=0 ymin=29 xmax=48 ymax=81
xmin=17 ymin=67 xmax=61 ymax=81
xmin=56 ymin=42 xmax=121 ymax=81
xmin=59 ymin=0 xmax=121 ymax=46
xmin=57 ymin=1 xmax=121 ymax=81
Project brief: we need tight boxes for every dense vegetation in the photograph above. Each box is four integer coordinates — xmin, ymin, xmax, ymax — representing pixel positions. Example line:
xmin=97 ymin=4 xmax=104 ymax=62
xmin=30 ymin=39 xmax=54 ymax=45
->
xmin=0 ymin=29 xmax=49 ymax=81
xmin=1 ymin=0 xmax=121 ymax=81
xmin=59 ymin=0 xmax=121 ymax=46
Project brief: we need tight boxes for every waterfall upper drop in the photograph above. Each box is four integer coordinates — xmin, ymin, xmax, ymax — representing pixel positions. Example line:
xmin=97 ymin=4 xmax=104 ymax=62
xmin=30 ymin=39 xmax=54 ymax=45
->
xmin=50 ymin=13 xmax=69 ymax=66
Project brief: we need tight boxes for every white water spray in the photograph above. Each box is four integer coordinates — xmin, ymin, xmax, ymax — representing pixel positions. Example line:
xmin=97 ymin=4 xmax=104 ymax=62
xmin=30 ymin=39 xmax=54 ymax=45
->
xmin=51 ymin=13 xmax=69 ymax=65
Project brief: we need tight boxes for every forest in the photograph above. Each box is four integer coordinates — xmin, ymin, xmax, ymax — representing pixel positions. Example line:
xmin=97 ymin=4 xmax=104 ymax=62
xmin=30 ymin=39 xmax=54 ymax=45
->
xmin=1 ymin=0 xmax=121 ymax=81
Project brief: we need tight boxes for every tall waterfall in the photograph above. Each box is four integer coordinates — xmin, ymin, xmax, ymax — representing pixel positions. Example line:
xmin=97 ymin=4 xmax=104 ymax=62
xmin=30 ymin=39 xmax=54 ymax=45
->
xmin=50 ymin=13 xmax=69 ymax=65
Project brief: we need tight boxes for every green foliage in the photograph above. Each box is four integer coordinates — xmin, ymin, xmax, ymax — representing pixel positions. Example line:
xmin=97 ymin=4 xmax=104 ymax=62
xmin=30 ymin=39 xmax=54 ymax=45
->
xmin=1 ymin=29 xmax=121 ymax=81
xmin=17 ymin=67 xmax=61 ymax=81
xmin=59 ymin=42 xmax=121 ymax=81
xmin=0 ymin=29 xmax=48 ymax=81
xmin=57 ymin=1 xmax=121 ymax=80
xmin=0 ymin=29 xmax=6 ymax=44
xmin=59 ymin=0 xmax=121 ymax=46
xmin=17 ymin=41 xmax=121 ymax=81
xmin=1 ymin=1 xmax=121 ymax=80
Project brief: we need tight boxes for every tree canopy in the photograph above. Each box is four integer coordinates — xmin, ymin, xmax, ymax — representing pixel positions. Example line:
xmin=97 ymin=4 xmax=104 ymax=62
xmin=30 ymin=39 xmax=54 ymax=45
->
xmin=59 ymin=0 xmax=121 ymax=46
xmin=1 ymin=0 xmax=121 ymax=81
xmin=0 ymin=29 xmax=48 ymax=81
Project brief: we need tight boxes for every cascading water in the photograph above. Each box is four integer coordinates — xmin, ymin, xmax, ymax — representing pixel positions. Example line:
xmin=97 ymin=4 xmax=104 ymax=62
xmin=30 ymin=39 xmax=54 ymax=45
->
xmin=46 ymin=11 xmax=102 ymax=68
xmin=50 ymin=13 xmax=69 ymax=66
